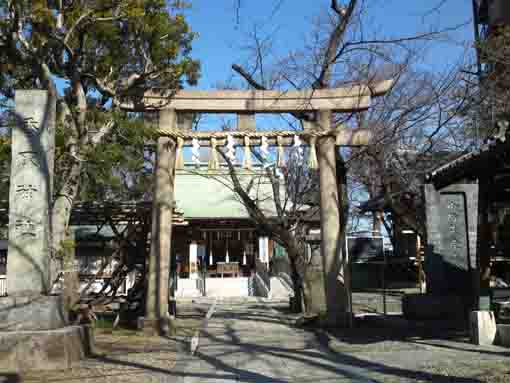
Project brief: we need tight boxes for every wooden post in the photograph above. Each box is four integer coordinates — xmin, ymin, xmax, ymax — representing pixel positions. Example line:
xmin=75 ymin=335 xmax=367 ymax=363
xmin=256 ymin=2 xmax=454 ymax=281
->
xmin=477 ymin=176 xmax=492 ymax=311
xmin=317 ymin=110 xmax=349 ymax=326
xmin=144 ymin=109 xmax=176 ymax=335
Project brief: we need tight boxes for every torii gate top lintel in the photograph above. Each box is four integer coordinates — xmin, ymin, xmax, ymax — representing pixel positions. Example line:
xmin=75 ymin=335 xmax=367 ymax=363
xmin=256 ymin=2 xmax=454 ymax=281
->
xmin=146 ymin=79 xmax=394 ymax=150
xmin=140 ymin=79 xmax=394 ymax=113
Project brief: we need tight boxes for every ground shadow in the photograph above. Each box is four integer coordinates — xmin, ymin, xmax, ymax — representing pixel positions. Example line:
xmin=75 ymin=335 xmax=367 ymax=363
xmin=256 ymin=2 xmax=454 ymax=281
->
xmin=86 ymin=301 xmax=494 ymax=382
xmin=0 ymin=373 xmax=21 ymax=383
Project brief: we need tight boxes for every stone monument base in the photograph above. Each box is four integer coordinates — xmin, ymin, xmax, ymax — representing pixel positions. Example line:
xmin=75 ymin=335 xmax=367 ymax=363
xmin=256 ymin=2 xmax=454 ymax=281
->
xmin=0 ymin=295 xmax=67 ymax=331
xmin=470 ymin=310 xmax=497 ymax=346
xmin=0 ymin=325 xmax=94 ymax=372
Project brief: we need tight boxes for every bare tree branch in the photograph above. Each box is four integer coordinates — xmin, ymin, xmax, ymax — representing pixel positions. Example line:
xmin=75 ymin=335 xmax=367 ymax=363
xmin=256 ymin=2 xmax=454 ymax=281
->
xmin=232 ymin=64 xmax=266 ymax=90
xmin=316 ymin=0 xmax=358 ymax=88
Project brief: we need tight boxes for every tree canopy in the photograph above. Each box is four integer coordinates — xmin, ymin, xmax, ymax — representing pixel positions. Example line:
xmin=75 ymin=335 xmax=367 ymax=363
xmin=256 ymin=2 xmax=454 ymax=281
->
xmin=0 ymin=0 xmax=199 ymax=101
xmin=0 ymin=0 xmax=200 ymax=260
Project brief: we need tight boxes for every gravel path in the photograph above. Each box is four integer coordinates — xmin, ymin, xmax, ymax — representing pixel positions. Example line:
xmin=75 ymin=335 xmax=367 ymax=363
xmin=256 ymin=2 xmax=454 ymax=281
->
xmin=175 ymin=299 xmax=510 ymax=383
xmin=5 ymin=297 xmax=510 ymax=382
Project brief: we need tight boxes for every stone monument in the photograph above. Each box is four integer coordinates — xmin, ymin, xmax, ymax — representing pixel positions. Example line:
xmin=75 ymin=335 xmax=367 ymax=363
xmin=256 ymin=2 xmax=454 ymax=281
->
xmin=1 ymin=90 xmax=66 ymax=331
xmin=424 ymin=184 xmax=478 ymax=300
xmin=7 ymin=90 xmax=54 ymax=295
xmin=403 ymin=183 xmax=479 ymax=321
xmin=0 ymin=90 xmax=92 ymax=373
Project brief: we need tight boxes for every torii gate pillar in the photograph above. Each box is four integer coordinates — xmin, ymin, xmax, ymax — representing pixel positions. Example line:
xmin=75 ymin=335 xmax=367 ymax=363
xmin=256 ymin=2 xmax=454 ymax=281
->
xmin=317 ymin=110 xmax=349 ymax=326
xmin=143 ymin=109 xmax=176 ymax=335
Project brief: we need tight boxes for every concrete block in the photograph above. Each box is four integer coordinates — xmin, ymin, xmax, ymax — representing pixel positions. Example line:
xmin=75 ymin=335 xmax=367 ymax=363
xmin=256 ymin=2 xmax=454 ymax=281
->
xmin=470 ymin=310 xmax=497 ymax=345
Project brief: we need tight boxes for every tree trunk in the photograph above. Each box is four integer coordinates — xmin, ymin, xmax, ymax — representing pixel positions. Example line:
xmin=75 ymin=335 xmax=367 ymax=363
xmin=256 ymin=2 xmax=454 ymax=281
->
xmin=302 ymin=245 xmax=327 ymax=315
xmin=289 ymin=255 xmax=304 ymax=313
xmin=336 ymin=152 xmax=352 ymax=326
xmin=336 ymin=151 xmax=349 ymax=251
xmin=51 ymin=159 xmax=82 ymax=306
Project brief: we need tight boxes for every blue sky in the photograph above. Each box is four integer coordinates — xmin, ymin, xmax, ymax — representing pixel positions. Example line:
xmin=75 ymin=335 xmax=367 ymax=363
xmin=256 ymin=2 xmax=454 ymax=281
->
xmin=179 ymin=1 xmax=476 ymax=239
xmin=53 ymin=1 xmax=475 ymax=105
xmin=184 ymin=0 xmax=475 ymax=89
xmin=180 ymin=0 xmax=475 ymax=135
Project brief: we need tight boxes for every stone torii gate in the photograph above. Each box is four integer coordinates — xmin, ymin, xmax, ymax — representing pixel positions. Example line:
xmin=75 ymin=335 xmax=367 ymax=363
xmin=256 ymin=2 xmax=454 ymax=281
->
xmin=141 ymin=82 xmax=393 ymax=334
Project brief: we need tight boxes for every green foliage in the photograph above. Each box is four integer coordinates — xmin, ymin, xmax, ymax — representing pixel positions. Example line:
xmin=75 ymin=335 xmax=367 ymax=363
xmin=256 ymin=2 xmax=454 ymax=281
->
xmin=79 ymin=113 xmax=155 ymax=201
xmin=61 ymin=239 xmax=76 ymax=249
xmin=0 ymin=1 xmax=200 ymax=94
xmin=0 ymin=0 xmax=200 ymax=204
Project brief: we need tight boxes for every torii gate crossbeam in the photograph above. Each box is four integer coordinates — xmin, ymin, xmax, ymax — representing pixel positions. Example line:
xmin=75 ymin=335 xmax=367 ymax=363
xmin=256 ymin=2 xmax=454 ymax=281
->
xmin=127 ymin=80 xmax=393 ymax=113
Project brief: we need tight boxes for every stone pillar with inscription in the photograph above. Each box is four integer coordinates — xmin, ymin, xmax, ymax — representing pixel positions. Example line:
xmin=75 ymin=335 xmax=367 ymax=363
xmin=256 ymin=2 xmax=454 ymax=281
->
xmin=1 ymin=90 xmax=67 ymax=331
xmin=408 ymin=183 xmax=481 ymax=325
xmin=424 ymin=183 xmax=478 ymax=298
xmin=7 ymin=90 xmax=55 ymax=296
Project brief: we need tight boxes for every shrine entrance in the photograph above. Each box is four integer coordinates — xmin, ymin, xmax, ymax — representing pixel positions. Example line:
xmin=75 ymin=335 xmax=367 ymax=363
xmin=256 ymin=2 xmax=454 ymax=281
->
xmin=171 ymin=223 xmax=263 ymax=298
xmin=139 ymin=82 xmax=394 ymax=334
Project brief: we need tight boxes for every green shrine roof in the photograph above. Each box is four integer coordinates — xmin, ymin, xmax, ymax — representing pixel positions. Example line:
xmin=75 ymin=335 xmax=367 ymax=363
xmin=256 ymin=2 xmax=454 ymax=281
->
xmin=1 ymin=165 xmax=286 ymax=242
xmin=174 ymin=165 xmax=281 ymax=219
